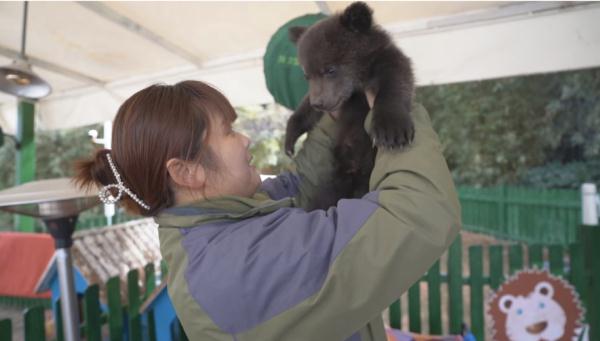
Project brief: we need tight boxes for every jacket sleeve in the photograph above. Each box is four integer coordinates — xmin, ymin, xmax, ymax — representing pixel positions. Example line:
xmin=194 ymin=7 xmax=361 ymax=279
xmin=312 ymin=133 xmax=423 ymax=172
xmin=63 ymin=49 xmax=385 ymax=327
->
xmin=237 ymin=104 xmax=462 ymax=340
xmin=259 ymin=113 xmax=340 ymax=208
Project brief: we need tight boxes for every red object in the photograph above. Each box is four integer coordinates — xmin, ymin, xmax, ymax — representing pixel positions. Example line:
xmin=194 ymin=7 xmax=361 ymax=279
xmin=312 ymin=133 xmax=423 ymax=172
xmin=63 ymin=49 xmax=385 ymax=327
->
xmin=0 ymin=232 xmax=53 ymax=298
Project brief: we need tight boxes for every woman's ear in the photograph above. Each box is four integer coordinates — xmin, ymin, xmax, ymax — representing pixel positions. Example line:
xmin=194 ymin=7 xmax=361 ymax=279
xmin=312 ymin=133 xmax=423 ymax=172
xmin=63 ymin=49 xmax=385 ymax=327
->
xmin=166 ymin=158 xmax=206 ymax=189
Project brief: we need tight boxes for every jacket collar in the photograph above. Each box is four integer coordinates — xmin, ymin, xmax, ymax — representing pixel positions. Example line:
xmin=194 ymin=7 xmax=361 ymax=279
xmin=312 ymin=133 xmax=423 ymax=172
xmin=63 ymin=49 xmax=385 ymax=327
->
xmin=154 ymin=191 xmax=295 ymax=228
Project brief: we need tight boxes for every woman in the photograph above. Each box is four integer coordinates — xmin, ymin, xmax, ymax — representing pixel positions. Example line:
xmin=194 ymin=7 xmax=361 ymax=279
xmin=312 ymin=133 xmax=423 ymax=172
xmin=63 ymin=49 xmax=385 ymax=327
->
xmin=75 ymin=80 xmax=461 ymax=341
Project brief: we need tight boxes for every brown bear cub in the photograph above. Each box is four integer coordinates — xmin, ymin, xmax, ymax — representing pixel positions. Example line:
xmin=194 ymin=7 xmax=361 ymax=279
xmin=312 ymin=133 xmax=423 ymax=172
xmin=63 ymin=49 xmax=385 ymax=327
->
xmin=285 ymin=1 xmax=415 ymax=210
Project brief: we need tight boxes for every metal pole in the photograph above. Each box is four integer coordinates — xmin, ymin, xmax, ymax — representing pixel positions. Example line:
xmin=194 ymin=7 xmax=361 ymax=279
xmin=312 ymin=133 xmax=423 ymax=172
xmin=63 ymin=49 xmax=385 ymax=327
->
xmin=56 ymin=248 xmax=81 ymax=341
xmin=582 ymin=183 xmax=599 ymax=225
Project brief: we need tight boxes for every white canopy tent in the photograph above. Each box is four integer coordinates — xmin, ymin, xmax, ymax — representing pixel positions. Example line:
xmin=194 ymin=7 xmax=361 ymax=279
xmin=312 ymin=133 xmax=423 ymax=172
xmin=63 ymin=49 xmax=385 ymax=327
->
xmin=0 ymin=1 xmax=599 ymax=134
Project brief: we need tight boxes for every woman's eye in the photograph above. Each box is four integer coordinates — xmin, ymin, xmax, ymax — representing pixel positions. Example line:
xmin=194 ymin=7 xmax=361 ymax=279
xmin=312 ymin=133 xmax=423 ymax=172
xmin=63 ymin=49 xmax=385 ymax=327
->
xmin=324 ymin=67 xmax=336 ymax=76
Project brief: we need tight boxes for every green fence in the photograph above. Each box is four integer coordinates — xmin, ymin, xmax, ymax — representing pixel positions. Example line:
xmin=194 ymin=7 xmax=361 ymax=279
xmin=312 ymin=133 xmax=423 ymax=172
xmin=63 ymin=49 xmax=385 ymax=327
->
xmin=2 ymin=186 xmax=583 ymax=244
xmin=390 ymin=230 xmax=599 ymax=340
xmin=2 ymin=232 xmax=599 ymax=341
xmin=459 ymin=186 xmax=581 ymax=245
xmin=0 ymin=262 xmax=187 ymax=341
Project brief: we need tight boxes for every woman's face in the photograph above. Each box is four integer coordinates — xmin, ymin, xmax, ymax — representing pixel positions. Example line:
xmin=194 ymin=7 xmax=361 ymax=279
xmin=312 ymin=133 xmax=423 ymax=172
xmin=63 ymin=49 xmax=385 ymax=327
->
xmin=204 ymin=115 xmax=261 ymax=198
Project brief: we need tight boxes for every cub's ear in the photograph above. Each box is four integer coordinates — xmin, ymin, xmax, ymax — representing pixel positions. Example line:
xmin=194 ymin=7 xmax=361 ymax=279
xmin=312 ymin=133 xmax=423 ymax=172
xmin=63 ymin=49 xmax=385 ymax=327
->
xmin=340 ymin=1 xmax=373 ymax=33
xmin=288 ymin=26 xmax=307 ymax=44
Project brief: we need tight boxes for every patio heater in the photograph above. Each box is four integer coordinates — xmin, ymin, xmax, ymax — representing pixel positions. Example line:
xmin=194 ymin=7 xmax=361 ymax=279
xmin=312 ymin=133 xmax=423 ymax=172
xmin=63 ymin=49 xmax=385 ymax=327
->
xmin=0 ymin=178 xmax=100 ymax=341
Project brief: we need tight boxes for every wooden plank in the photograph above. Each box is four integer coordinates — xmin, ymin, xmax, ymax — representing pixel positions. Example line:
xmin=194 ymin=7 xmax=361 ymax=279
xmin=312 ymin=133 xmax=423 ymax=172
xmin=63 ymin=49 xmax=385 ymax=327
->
xmin=144 ymin=263 xmax=156 ymax=299
xmin=549 ymin=245 xmax=564 ymax=276
xmin=0 ymin=319 xmax=11 ymax=341
xmin=469 ymin=246 xmax=485 ymax=341
xmin=509 ymin=244 xmax=523 ymax=275
xmin=106 ymin=277 xmax=123 ymax=341
xmin=447 ymin=235 xmax=463 ymax=334
xmin=84 ymin=284 xmax=102 ymax=341
xmin=128 ymin=269 xmax=142 ymax=341
xmin=148 ymin=310 xmax=157 ymax=341
xmin=389 ymin=300 xmax=401 ymax=329
xmin=489 ymin=245 xmax=504 ymax=290
xmin=426 ymin=260 xmax=442 ymax=335
xmin=408 ymin=282 xmax=421 ymax=333
xmin=569 ymin=243 xmax=586 ymax=307
xmin=160 ymin=260 xmax=169 ymax=280
xmin=24 ymin=306 xmax=45 ymax=341
xmin=581 ymin=225 xmax=600 ymax=341
xmin=55 ymin=300 xmax=64 ymax=341
xmin=528 ymin=244 xmax=543 ymax=269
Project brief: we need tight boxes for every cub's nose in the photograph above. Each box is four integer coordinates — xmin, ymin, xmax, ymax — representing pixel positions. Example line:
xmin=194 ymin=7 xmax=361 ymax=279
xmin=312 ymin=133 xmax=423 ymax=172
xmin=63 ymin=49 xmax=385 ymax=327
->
xmin=310 ymin=99 xmax=325 ymax=111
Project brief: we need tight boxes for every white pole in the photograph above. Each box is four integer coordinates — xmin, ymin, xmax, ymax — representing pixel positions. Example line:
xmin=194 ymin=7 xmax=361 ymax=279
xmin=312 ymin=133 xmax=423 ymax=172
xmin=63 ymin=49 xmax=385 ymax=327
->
xmin=103 ymin=121 xmax=115 ymax=225
xmin=582 ymin=183 xmax=599 ymax=226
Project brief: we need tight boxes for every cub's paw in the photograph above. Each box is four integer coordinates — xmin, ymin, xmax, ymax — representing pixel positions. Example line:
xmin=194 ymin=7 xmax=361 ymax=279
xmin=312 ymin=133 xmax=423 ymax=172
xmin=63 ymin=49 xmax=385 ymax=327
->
xmin=371 ymin=112 xmax=415 ymax=149
xmin=284 ymin=130 xmax=300 ymax=157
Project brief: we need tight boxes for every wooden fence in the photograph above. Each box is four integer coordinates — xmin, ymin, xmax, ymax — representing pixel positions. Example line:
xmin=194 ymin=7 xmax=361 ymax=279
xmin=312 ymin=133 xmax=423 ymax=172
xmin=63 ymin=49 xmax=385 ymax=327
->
xmin=389 ymin=230 xmax=599 ymax=340
xmin=2 ymin=227 xmax=598 ymax=340
xmin=0 ymin=262 xmax=187 ymax=341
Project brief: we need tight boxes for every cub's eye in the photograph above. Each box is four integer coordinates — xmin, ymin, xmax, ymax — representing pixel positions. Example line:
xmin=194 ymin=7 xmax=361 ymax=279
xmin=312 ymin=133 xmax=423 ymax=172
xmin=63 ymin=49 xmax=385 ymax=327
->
xmin=538 ymin=302 xmax=545 ymax=309
xmin=516 ymin=308 xmax=523 ymax=315
xmin=324 ymin=66 xmax=336 ymax=76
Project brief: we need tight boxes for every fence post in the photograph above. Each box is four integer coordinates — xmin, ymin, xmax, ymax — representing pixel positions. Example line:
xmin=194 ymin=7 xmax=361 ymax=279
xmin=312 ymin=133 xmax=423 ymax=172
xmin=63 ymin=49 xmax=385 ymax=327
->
xmin=469 ymin=246 xmax=484 ymax=341
xmin=408 ymin=282 xmax=421 ymax=333
xmin=145 ymin=263 xmax=157 ymax=341
xmin=389 ymin=300 xmax=401 ymax=329
xmin=580 ymin=225 xmax=600 ymax=340
xmin=0 ymin=319 xmax=11 ymax=341
xmin=580 ymin=183 xmax=600 ymax=341
xmin=426 ymin=260 xmax=442 ymax=335
xmin=83 ymin=285 xmax=101 ymax=341
xmin=106 ymin=277 xmax=124 ymax=341
xmin=24 ymin=306 xmax=45 ymax=341
xmin=447 ymin=235 xmax=463 ymax=334
xmin=127 ymin=269 xmax=142 ymax=341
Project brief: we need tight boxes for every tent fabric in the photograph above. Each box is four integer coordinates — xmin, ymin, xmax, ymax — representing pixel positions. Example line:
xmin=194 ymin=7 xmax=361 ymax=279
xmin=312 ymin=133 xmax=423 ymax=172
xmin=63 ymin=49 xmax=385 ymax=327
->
xmin=0 ymin=232 xmax=53 ymax=298
xmin=263 ymin=13 xmax=326 ymax=110
xmin=0 ymin=2 xmax=599 ymax=133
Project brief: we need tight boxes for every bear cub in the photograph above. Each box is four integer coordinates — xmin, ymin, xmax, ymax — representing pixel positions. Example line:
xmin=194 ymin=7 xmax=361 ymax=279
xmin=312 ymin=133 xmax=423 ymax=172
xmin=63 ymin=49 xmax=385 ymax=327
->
xmin=285 ymin=2 xmax=415 ymax=210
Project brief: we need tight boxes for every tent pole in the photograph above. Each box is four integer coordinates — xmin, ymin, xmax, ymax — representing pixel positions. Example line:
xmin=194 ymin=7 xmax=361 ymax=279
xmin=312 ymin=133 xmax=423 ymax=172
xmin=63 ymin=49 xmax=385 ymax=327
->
xmin=15 ymin=100 xmax=35 ymax=232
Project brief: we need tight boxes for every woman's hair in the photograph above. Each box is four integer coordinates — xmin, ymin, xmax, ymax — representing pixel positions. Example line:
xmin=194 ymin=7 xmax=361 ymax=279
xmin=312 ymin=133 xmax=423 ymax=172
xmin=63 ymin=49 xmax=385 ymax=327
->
xmin=74 ymin=80 xmax=237 ymax=216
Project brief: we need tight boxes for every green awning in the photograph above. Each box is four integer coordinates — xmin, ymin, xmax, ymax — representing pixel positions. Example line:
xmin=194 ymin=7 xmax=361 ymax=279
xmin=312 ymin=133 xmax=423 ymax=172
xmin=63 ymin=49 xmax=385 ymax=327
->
xmin=263 ymin=13 xmax=326 ymax=110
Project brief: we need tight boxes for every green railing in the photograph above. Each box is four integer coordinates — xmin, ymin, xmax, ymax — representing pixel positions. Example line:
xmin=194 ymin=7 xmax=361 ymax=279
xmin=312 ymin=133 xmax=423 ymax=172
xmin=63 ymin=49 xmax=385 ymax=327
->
xmin=459 ymin=186 xmax=581 ymax=244
xmin=2 ymin=186 xmax=584 ymax=246
xmin=390 ymin=228 xmax=600 ymax=340
xmin=2 ymin=231 xmax=599 ymax=341
xmin=0 ymin=261 xmax=186 ymax=341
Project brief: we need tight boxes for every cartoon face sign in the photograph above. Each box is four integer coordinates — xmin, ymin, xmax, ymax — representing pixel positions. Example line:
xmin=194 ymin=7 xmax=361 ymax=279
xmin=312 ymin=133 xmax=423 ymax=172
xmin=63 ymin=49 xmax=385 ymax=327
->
xmin=498 ymin=281 xmax=566 ymax=341
xmin=489 ymin=269 xmax=583 ymax=341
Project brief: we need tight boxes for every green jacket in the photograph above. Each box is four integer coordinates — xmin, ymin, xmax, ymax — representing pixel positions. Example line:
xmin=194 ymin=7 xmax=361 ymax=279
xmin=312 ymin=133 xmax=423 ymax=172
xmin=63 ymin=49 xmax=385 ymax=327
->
xmin=155 ymin=104 xmax=461 ymax=341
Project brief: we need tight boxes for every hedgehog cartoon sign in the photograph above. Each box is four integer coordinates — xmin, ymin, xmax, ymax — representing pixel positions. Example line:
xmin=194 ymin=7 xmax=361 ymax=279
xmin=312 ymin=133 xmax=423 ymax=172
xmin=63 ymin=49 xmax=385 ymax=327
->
xmin=488 ymin=269 xmax=585 ymax=341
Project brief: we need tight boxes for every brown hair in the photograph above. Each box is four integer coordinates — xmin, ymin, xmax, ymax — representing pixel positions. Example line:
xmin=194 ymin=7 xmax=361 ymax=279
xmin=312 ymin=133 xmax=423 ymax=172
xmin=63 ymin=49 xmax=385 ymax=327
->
xmin=74 ymin=80 xmax=237 ymax=216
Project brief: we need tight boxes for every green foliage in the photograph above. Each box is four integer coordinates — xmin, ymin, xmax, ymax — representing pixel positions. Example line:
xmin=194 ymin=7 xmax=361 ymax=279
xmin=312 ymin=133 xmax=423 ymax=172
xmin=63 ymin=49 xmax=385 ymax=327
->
xmin=418 ymin=67 xmax=600 ymax=187
xmin=2 ymin=67 xmax=599 ymax=231
xmin=234 ymin=103 xmax=293 ymax=174
xmin=0 ymin=123 xmax=102 ymax=230
xmin=519 ymin=159 xmax=600 ymax=189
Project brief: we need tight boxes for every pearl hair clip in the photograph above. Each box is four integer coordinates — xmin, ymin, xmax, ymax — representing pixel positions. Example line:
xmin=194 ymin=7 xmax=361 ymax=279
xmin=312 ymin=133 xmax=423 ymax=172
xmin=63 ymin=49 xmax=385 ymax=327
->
xmin=98 ymin=153 xmax=151 ymax=211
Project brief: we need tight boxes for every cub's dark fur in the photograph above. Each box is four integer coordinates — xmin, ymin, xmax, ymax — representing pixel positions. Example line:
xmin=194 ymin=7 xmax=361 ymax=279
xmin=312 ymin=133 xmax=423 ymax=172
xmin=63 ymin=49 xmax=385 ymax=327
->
xmin=286 ymin=1 xmax=415 ymax=210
